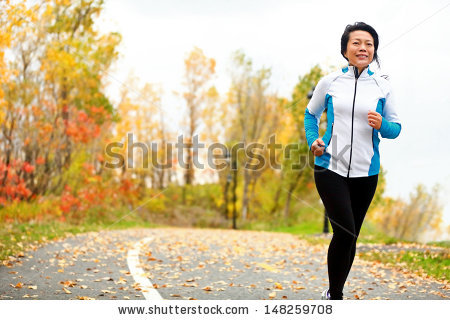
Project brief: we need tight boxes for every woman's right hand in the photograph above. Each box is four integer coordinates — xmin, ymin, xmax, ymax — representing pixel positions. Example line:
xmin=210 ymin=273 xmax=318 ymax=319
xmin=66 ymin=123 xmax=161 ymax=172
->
xmin=311 ymin=138 xmax=325 ymax=156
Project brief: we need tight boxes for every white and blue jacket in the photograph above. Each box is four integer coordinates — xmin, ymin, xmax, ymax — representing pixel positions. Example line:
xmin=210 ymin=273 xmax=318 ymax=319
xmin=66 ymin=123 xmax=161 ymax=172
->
xmin=304 ymin=65 xmax=401 ymax=178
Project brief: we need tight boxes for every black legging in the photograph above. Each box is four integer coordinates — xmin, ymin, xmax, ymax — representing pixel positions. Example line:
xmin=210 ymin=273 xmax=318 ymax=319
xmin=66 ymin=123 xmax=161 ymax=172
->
xmin=314 ymin=165 xmax=378 ymax=300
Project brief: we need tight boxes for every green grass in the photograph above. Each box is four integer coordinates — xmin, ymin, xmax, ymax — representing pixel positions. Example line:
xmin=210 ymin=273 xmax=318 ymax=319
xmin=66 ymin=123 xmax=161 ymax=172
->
xmin=358 ymin=250 xmax=450 ymax=281
xmin=243 ymin=220 xmax=321 ymax=234
xmin=357 ymin=222 xmax=400 ymax=245
xmin=271 ymin=222 xmax=322 ymax=234
xmin=0 ymin=215 xmax=163 ymax=262
xmin=247 ymin=217 xmax=401 ymax=246
xmin=270 ymin=221 xmax=331 ymax=245
xmin=427 ymin=240 xmax=450 ymax=249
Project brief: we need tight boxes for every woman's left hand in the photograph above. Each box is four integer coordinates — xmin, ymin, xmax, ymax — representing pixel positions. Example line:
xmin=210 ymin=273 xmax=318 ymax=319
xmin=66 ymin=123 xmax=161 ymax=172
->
xmin=368 ymin=110 xmax=382 ymax=130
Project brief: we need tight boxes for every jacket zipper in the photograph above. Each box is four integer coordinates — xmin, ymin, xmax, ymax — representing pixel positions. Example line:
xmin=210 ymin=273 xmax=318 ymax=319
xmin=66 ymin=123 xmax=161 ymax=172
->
xmin=347 ymin=68 xmax=359 ymax=178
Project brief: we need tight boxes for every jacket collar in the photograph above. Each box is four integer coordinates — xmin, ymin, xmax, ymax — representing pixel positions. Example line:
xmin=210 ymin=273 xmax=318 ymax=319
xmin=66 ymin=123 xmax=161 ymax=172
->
xmin=342 ymin=64 xmax=374 ymax=78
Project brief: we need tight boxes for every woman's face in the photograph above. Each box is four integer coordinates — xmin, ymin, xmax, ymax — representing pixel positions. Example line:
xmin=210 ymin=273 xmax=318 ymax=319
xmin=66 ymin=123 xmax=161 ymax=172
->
xmin=344 ymin=30 xmax=375 ymax=71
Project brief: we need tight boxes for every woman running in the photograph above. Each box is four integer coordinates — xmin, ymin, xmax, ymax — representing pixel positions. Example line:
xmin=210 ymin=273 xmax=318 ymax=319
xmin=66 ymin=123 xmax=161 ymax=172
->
xmin=303 ymin=22 xmax=401 ymax=300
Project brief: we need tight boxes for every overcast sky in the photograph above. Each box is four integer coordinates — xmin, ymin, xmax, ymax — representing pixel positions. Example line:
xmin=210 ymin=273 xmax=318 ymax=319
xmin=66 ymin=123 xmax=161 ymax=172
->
xmin=98 ymin=0 xmax=450 ymax=234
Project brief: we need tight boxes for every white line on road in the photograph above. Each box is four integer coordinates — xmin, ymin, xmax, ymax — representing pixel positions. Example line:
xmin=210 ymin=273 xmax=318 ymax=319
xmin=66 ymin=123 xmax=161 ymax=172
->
xmin=127 ymin=237 xmax=163 ymax=300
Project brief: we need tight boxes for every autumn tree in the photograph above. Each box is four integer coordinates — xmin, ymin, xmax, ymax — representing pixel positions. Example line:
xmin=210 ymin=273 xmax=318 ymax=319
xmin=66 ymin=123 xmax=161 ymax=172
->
xmin=276 ymin=65 xmax=324 ymax=222
xmin=225 ymin=50 xmax=283 ymax=222
xmin=372 ymin=184 xmax=443 ymax=242
xmin=114 ymin=74 xmax=172 ymax=193
xmin=0 ymin=0 xmax=14 ymax=119
xmin=0 ymin=0 xmax=120 ymax=204
xmin=181 ymin=47 xmax=216 ymax=186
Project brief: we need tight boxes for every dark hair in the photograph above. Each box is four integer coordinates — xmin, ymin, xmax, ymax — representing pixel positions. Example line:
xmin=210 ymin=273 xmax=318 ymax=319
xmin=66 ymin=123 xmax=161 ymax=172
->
xmin=341 ymin=22 xmax=380 ymax=67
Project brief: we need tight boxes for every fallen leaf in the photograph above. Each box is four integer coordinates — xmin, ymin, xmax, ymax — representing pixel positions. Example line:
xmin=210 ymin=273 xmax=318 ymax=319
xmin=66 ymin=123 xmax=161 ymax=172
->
xmin=132 ymin=283 xmax=142 ymax=291
xmin=182 ymin=283 xmax=197 ymax=287
xmin=274 ymin=283 xmax=283 ymax=290
xmin=202 ymin=286 xmax=212 ymax=291
xmin=60 ymin=280 xmax=76 ymax=287
xmin=28 ymin=286 xmax=37 ymax=290
xmin=258 ymin=263 xmax=278 ymax=273
xmin=116 ymin=277 xmax=127 ymax=284
xmin=14 ymin=282 xmax=23 ymax=288
xmin=63 ymin=287 xmax=72 ymax=294
xmin=269 ymin=292 xmax=276 ymax=299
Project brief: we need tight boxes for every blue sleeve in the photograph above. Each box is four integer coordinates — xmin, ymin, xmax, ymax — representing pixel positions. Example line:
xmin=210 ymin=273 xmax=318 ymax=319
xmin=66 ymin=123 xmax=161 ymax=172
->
xmin=379 ymin=117 xmax=401 ymax=139
xmin=379 ymin=78 xmax=401 ymax=139
xmin=303 ymin=76 xmax=330 ymax=149
xmin=304 ymin=109 xmax=319 ymax=148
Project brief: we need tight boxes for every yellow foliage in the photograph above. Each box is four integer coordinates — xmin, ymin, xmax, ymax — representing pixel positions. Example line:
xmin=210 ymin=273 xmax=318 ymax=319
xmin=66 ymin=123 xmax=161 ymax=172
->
xmin=372 ymin=184 xmax=443 ymax=242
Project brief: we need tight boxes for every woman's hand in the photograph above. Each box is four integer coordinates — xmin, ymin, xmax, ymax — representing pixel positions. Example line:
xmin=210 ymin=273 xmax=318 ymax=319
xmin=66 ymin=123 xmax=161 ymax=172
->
xmin=368 ymin=110 xmax=382 ymax=130
xmin=311 ymin=138 xmax=325 ymax=156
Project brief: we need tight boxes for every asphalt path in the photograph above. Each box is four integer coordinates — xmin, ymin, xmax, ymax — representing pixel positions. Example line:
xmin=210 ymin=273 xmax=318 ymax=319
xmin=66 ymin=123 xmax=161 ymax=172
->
xmin=0 ymin=228 xmax=448 ymax=300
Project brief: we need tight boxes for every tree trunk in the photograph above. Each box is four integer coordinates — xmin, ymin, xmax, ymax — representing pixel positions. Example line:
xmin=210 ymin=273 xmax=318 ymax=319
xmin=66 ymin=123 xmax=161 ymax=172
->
xmin=270 ymin=170 xmax=284 ymax=215
xmin=241 ymin=168 xmax=250 ymax=221
xmin=284 ymin=190 xmax=292 ymax=223
xmin=283 ymin=170 xmax=303 ymax=223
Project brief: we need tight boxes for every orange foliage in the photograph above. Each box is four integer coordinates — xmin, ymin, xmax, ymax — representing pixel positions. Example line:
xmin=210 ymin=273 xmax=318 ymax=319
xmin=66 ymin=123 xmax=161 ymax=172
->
xmin=0 ymin=160 xmax=33 ymax=204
